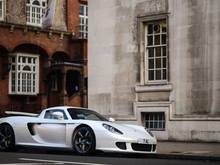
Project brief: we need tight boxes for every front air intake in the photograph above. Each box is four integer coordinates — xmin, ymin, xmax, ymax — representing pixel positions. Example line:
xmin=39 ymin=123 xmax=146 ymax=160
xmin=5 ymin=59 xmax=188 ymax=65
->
xmin=116 ymin=142 xmax=127 ymax=150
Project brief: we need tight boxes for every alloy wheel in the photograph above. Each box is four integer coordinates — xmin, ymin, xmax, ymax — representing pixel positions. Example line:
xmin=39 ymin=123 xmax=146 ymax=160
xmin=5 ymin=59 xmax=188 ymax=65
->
xmin=73 ymin=126 xmax=95 ymax=155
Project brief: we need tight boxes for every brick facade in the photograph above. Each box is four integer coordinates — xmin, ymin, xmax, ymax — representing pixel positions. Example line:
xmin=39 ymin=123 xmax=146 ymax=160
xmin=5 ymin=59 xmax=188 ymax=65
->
xmin=0 ymin=0 xmax=87 ymax=115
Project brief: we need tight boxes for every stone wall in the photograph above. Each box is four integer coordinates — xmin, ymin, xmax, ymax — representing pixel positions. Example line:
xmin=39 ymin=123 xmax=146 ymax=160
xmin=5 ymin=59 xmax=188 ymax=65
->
xmin=169 ymin=0 xmax=220 ymax=116
xmin=88 ymin=0 xmax=220 ymax=141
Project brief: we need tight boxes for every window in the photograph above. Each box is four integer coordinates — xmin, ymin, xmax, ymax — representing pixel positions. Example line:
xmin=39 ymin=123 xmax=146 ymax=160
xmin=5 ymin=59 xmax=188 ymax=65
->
xmin=26 ymin=0 xmax=47 ymax=26
xmin=9 ymin=53 xmax=39 ymax=95
xmin=145 ymin=20 xmax=167 ymax=82
xmin=44 ymin=110 xmax=67 ymax=120
xmin=79 ymin=4 xmax=88 ymax=39
xmin=144 ymin=112 xmax=165 ymax=130
xmin=67 ymin=108 xmax=108 ymax=121
xmin=0 ymin=0 xmax=4 ymax=21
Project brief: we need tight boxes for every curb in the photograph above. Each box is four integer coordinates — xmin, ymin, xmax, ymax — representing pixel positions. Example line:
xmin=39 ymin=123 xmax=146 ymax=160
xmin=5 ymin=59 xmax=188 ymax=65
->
xmin=147 ymin=153 xmax=220 ymax=161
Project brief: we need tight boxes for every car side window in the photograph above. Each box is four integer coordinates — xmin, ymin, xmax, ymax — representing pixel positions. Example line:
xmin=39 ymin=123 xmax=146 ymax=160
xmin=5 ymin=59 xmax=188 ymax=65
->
xmin=44 ymin=109 xmax=68 ymax=120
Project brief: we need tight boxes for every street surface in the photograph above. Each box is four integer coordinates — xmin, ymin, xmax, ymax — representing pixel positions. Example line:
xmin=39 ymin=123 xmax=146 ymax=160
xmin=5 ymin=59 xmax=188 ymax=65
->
xmin=0 ymin=149 xmax=219 ymax=165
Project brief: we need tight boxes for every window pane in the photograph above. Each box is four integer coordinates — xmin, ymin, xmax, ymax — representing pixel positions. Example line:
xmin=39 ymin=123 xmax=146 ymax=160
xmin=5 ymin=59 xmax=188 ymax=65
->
xmin=162 ymin=26 xmax=166 ymax=32
xmin=163 ymin=69 xmax=167 ymax=80
xmin=155 ymin=47 xmax=161 ymax=57
xmin=23 ymin=57 xmax=26 ymax=63
xmin=156 ymin=58 xmax=161 ymax=68
xmin=148 ymin=48 xmax=154 ymax=57
xmin=149 ymin=70 xmax=154 ymax=80
xmin=162 ymin=34 xmax=166 ymax=44
xmin=154 ymin=35 xmax=160 ymax=45
xmin=33 ymin=0 xmax=40 ymax=6
xmin=162 ymin=58 xmax=166 ymax=68
xmin=28 ymin=58 xmax=32 ymax=63
xmin=146 ymin=122 xmax=149 ymax=128
xmin=147 ymin=36 xmax=153 ymax=46
xmin=80 ymin=5 xmax=84 ymax=15
xmin=162 ymin=46 xmax=166 ymax=57
xmin=149 ymin=59 xmax=154 ymax=69
xmin=156 ymin=70 xmax=161 ymax=80
xmin=148 ymin=24 xmax=153 ymax=34
xmin=23 ymin=65 xmax=31 ymax=71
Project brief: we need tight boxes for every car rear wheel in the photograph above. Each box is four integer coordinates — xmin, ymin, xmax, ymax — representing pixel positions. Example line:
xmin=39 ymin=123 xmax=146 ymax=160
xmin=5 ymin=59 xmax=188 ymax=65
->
xmin=72 ymin=126 xmax=95 ymax=155
xmin=0 ymin=124 xmax=15 ymax=151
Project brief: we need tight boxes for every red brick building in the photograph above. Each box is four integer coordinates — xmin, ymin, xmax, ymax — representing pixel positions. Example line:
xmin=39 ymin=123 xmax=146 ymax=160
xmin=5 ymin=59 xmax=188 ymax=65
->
xmin=0 ymin=0 xmax=88 ymax=114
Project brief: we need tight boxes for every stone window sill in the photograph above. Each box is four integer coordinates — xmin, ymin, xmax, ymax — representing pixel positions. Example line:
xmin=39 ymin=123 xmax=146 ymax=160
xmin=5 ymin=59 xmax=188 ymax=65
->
xmin=135 ymin=84 xmax=173 ymax=92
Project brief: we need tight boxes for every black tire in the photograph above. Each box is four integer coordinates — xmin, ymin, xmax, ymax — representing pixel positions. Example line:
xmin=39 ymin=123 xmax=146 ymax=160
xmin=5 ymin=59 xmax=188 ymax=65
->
xmin=72 ymin=126 xmax=96 ymax=155
xmin=0 ymin=124 xmax=15 ymax=151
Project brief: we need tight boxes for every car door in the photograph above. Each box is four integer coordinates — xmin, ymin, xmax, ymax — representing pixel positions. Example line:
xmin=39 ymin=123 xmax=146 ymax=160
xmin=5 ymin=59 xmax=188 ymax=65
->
xmin=33 ymin=109 xmax=68 ymax=146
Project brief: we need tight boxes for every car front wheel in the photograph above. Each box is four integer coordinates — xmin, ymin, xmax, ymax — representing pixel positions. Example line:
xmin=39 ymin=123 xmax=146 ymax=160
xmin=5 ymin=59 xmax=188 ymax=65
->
xmin=72 ymin=126 xmax=95 ymax=155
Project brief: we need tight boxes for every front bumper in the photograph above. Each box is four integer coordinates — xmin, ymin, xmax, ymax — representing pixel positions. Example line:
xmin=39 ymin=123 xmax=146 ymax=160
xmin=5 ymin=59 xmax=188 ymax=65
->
xmin=96 ymin=132 xmax=157 ymax=154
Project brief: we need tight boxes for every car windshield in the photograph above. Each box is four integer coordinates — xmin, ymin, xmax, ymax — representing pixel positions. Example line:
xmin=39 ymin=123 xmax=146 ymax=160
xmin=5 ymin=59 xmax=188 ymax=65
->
xmin=67 ymin=108 xmax=108 ymax=121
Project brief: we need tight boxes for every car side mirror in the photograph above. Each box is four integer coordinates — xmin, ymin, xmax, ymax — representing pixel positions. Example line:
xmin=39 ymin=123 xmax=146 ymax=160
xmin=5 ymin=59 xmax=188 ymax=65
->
xmin=109 ymin=117 xmax=115 ymax=122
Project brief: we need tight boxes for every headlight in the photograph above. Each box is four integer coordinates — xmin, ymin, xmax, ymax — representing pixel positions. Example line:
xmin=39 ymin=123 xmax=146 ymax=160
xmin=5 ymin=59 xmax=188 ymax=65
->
xmin=145 ymin=128 xmax=154 ymax=137
xmin=103 ymin=124 xmax=123 ymax=135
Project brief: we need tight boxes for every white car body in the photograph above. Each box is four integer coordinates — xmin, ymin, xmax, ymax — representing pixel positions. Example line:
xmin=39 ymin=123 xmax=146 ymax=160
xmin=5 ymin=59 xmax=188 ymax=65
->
xmin=0 ymin=106 xmax=157 ymax=154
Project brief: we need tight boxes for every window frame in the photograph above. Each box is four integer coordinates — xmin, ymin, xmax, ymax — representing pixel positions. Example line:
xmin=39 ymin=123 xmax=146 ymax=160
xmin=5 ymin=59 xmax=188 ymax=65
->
xmin=26 ymin=0 xmax=47 ymax=27
xmin=143 ymin=112 xmax=166 ymax=131
xmin=0 ymin=0 xmax=4 ymax=21
xmin=9 ymin=53 xmax=40 ymax=95
xmin=138 ymin=14 xmax=169 ymax=85
xmin=79 ymin=4 xmax=88 ymax=39
xmin=145 ymin=20 xmax=168 ymax=83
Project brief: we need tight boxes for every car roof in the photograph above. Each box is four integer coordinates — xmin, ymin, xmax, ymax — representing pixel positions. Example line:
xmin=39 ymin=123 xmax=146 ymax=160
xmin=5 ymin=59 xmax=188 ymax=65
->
xmin=46 ymin=106 xmax=92 ymax=111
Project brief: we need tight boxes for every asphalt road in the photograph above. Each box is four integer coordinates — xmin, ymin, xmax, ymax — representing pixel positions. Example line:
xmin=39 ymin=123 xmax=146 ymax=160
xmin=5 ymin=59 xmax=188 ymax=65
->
xmin=0 ymin=149 xmax=219 ymax=165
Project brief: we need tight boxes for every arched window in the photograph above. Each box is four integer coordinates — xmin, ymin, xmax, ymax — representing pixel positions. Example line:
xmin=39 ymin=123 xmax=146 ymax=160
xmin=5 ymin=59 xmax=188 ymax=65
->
xmin=26 ymin=0 xmax=47 ymax=26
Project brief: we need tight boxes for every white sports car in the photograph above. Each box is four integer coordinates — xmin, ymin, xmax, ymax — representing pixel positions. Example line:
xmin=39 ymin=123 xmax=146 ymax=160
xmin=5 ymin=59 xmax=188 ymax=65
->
xmin=0 ymin=106 xmax=157 ymax=155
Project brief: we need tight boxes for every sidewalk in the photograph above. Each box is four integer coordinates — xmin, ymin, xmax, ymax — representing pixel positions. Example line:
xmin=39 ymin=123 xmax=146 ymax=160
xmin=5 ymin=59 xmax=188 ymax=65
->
xmin=155 ymin=141 xmax=220 ymax=161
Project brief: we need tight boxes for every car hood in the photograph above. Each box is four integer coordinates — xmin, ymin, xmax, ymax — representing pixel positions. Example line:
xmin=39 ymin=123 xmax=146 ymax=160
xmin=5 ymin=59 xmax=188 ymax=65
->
xmin=101 ymin=121 xmax=155 ymax=140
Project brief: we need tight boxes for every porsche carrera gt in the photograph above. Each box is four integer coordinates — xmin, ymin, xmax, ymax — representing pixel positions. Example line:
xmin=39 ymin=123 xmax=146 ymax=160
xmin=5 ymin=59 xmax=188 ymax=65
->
xmin=0 ymin=106 xmax=157 ymax=155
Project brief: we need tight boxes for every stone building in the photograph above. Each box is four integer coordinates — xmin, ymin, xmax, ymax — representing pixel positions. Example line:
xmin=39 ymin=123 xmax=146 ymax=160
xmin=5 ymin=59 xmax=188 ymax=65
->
xmin=0 ymin=0 xmax=88 ymax=114
xmin=88 ymin=0 xmax=220 ymax=142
